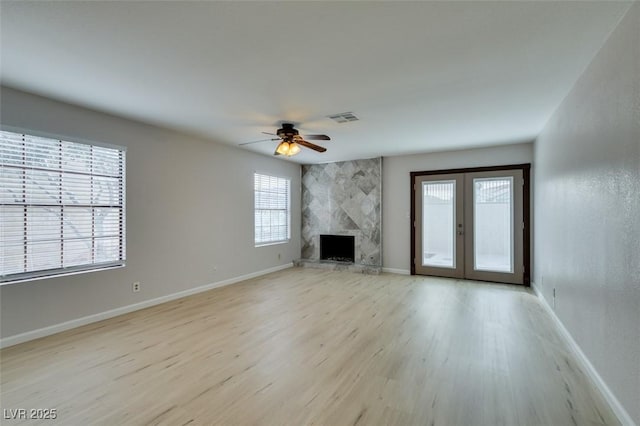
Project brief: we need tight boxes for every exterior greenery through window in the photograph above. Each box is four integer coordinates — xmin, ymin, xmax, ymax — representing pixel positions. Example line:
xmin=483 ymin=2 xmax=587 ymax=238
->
xmin=0 ymin=130 xmax=126 ymax=283
xmin=254 ymin=173 xmax=290 ymax=245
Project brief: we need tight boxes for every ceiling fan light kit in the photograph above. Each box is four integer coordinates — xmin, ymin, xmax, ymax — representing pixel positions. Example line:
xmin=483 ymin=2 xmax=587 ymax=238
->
xmin=275 ymin=141 xmax=301 ymax=156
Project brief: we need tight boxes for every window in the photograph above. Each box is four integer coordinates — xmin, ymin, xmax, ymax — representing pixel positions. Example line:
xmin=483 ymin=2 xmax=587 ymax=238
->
xmin=0 ymin=130 xmax=126 ymax=283
xmin=254 ymin=173 xmax=290 ymax=245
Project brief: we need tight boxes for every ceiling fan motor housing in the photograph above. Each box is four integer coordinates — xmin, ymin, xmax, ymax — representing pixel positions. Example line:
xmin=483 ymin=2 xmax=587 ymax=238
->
xmin=277 ymin=123 xmax=299 ymax=141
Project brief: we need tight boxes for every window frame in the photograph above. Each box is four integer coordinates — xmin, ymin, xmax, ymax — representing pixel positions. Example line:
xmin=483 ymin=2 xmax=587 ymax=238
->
xmin=253 ymin=172 xmax=291 ymax=247
xmin=0 ymin=126 xmax=126 ymax=285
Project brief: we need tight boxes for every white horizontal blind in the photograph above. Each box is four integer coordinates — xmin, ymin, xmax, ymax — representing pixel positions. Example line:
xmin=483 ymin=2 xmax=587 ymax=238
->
xmin=0 ymin=130 xmax=126 ymax=283
xmin=254 ymin=173 xmax=290 ymax=245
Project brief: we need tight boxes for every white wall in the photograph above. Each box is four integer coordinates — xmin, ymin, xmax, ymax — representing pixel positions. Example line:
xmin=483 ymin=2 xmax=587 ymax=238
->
xmin=533 ymin=4 xmax=639 ymax=424
xmin=0 ymin=87 xmax=301 ymax=340
xmin=382 ymin=143 xmax=533 ymax=272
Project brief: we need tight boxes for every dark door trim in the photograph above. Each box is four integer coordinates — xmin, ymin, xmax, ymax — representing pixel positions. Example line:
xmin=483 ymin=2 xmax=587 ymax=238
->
xmin=410 ymin=163 xmax=531 ymax=286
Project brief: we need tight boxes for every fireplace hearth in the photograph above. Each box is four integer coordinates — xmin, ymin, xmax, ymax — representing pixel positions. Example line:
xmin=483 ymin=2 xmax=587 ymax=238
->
xmin=320 ymin=234 xmax=355 ymax=263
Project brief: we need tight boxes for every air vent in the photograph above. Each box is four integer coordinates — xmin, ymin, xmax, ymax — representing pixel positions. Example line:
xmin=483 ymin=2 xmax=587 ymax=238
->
xmin=327 ymin=112 xmax=359 ymax=123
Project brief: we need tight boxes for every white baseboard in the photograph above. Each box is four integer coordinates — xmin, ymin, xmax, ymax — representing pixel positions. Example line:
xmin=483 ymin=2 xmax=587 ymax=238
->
xmin=0 ymin=263 xmax=293 ymax=349
xmin=532 ymin=282 xmax=636 ymax=426
xmin=382 ymin=267 xmax=410 ymax=275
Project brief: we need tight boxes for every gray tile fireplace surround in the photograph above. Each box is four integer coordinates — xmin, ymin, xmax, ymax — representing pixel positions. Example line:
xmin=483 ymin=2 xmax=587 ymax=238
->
xmin=299 ymin=157 xmax=382 ymax=274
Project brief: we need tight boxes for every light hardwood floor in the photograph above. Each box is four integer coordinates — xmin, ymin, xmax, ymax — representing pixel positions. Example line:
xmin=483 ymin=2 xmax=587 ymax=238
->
xmin=0 ymin=268 xmax=618 ymax=425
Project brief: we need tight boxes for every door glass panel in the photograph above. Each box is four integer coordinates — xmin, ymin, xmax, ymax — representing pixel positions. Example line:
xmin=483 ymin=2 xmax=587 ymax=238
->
xmin=422 ymin=180 xmax=455 ymax=268
xmin=473 ymin=177 xmax=513 ymax=272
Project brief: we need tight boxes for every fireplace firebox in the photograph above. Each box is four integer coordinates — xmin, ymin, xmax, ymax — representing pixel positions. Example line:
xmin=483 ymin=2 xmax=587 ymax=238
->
xmin=320 ymin=234 xmax=355 ymax=263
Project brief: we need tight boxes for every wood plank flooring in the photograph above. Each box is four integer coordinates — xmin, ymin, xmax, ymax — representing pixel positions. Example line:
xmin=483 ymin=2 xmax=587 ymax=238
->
xmin=0 ymin=268 xmax=618 ymax=425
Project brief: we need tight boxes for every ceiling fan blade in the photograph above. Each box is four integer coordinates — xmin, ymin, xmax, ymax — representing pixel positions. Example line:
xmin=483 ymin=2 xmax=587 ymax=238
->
xmin=239 ymin=138 xmax=280 ymax=146
xmin=297 ymin=139 xmax=327 ymax=153
xmin=262 ymin=132 xmax=278 ymax=136
xmin=303 ymin=134 xmax=331 ymax=141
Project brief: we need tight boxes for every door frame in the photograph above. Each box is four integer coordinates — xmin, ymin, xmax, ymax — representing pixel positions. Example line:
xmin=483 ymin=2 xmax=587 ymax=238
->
xmin=410 ymin=163 xmax=531 ymax=286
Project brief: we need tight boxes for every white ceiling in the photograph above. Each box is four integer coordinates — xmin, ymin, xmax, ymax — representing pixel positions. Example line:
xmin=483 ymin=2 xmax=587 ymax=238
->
xmin=0 ymin=1 xmax=632 ymax=164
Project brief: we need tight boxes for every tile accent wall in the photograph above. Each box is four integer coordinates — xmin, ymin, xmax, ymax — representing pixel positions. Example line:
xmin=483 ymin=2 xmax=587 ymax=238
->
xmin=301 ymin=158 xmax=382 ymax=266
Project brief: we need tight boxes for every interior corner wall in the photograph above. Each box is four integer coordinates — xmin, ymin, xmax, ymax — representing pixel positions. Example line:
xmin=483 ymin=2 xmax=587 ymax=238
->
xmin=0 ymin=86 xmax=301 ymax=340
xmin=382 ymin=143 xmax=533 ymax=273
xmin=533 ymin=3 xmax=639 ymax=424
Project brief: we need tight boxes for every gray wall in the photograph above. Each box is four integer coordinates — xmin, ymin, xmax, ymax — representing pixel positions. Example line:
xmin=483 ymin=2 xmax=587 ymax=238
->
xmin=382 ymin=143 xmax=533 ymax=272
xmin=533 ymin=4 xmax=639 ymax=424
xmin=0 ymin=87 xmax=301 ymax=339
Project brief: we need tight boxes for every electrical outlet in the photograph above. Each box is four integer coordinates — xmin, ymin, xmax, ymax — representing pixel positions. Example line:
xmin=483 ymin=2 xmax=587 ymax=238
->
xmin=132 ymin=282 xmax=141 ymax=293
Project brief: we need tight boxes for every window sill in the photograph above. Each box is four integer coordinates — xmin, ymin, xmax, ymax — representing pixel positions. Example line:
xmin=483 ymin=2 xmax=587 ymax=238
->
xmin=0 ymin=263 xmax=125 ymax=286
xmin=255 ymin=240 xmax=290 ymax=248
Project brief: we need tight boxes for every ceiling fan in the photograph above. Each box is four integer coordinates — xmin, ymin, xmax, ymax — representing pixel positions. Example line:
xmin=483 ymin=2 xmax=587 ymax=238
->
xmin=240 ymin=123 xmax=330 ymax=157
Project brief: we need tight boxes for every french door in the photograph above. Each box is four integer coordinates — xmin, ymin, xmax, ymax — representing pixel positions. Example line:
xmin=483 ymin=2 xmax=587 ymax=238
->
xmin=412 ymin=165 xmax=530 ymax=285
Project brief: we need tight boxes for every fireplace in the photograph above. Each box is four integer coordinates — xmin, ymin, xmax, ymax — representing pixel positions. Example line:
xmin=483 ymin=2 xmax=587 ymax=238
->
xmin=320 ymin=234 xmax=355 ymax=263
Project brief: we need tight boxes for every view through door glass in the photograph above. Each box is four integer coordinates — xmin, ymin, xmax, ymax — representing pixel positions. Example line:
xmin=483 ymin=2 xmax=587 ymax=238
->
xmin=473 ymin=177 xmax=514 ymax=273
xmin=422 ymin=180 xmax=456 ymax=268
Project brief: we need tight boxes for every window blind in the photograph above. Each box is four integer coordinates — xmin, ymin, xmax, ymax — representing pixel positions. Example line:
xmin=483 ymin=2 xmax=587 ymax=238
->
xmin=0 ymin=130 xmax=126 ymax=283
xmin=254 ymin=173 xmax=290 ymax=245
